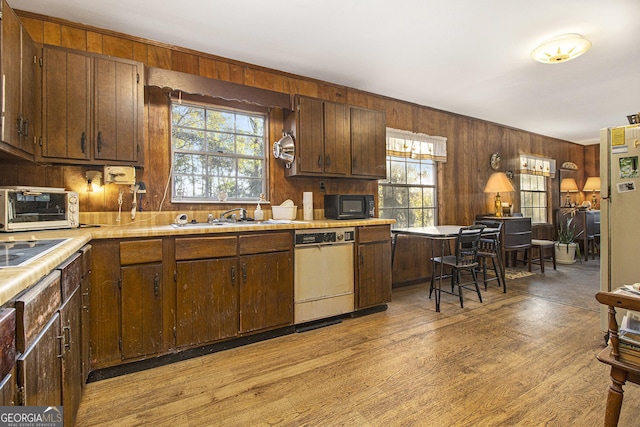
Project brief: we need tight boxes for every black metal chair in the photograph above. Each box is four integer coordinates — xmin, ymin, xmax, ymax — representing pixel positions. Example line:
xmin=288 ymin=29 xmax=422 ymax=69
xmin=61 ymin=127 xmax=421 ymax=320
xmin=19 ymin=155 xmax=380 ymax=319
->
xmin=474 ymin=220 xmax=506 ymax=293
xmin=430 ymin=225 xmax=484 ymax=311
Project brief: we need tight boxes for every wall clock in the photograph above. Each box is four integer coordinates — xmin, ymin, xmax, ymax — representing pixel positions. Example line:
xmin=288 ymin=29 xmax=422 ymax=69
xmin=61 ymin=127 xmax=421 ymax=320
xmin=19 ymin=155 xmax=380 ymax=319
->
xmin=490 ymin=152 xmax=501 ymax=170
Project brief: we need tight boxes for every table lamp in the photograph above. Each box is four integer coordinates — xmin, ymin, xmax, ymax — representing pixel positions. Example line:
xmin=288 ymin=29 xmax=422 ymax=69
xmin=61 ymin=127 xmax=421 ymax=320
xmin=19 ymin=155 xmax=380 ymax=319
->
xmin=582 ymin=176 xmax=601 ymax=209
xmin=484 ymin=172 xmax=515 ymax=217
xmin=560 ymin=178 xmax=579 ymax=207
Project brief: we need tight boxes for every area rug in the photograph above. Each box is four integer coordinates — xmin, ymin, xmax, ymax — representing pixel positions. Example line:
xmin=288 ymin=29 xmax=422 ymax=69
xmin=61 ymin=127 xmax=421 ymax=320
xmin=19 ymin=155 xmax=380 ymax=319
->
xmin=504 ymin=267 xmax=535 ymax=280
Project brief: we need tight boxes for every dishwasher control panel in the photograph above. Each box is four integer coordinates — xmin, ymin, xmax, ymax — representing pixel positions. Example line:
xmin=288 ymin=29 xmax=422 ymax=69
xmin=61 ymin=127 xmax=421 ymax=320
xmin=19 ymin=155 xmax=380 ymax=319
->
xmin=295 ymin=227 xmax=355 ymax=246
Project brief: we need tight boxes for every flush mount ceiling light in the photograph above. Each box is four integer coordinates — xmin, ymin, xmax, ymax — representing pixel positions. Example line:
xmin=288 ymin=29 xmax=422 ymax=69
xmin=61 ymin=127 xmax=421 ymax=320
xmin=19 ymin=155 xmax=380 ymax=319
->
xmin=531 ymin=33 xmax=592 ymax=64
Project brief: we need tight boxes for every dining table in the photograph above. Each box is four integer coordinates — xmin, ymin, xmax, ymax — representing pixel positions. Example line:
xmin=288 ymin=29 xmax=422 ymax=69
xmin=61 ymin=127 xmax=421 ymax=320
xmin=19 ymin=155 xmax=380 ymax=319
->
xmin=391 ymin=225 xmax=498 ymax=312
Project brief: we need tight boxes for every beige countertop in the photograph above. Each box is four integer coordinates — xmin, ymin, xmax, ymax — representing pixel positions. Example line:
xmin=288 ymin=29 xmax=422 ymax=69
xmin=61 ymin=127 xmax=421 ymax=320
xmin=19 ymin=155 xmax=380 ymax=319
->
xmin=0 ymin=218 xmax=394 ymax=307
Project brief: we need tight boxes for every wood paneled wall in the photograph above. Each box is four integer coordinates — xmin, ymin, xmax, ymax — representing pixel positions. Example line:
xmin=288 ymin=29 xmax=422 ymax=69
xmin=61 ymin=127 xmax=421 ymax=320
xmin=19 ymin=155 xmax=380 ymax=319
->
xmin=6 ymin=9 xmax=598 ymax=229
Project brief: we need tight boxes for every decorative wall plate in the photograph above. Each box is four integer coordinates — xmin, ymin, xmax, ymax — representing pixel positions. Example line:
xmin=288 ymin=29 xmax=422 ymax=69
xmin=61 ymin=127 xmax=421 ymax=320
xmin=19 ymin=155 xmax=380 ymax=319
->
xmin=561 ymin=161 xmax=578 ymax=170
xmin=490 ymin=152 xmax=502 ymax=170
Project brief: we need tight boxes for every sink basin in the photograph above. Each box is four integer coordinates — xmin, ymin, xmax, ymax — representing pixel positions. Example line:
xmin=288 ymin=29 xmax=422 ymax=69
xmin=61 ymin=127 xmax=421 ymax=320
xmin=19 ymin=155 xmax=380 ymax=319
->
xmin=170 ymin=222 xmax=229 ymax=229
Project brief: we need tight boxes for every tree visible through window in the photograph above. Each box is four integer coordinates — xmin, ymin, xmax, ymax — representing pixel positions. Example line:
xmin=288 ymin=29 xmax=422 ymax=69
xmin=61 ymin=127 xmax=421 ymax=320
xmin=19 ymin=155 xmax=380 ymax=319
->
xmin=171 ymin=102 xmax=266 ymax=202
xmin=378 ymin=156 xmax=437 ymax=228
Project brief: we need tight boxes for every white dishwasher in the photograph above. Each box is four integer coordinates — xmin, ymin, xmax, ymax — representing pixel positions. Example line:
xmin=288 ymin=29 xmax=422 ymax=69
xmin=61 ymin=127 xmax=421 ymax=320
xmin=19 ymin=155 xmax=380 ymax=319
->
xmin=294 ymin=227 xmax=355 ymax=325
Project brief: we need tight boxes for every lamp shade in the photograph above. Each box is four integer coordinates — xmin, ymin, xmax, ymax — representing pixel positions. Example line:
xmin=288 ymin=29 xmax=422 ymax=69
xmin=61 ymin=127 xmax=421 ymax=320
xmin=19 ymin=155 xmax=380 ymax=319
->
xmin=484 ymin=172 xmax=515 ymax=193
xmin=583 ymin=176 xmax=601 ymax=192
xmin=560 ymin=178 xmax=579 ymax=192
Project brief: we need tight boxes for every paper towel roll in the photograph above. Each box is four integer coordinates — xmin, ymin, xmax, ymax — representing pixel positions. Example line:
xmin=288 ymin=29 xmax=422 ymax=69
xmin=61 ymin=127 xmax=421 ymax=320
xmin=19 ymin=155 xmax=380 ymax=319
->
xmin=303 ymin=192 xmax=313 ymax=220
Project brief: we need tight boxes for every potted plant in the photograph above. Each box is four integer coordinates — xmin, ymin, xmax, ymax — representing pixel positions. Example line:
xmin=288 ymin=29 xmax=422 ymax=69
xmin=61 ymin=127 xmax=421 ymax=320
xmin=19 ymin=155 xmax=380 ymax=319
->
xmin=555 ymin=216 xmax=582 ymax=264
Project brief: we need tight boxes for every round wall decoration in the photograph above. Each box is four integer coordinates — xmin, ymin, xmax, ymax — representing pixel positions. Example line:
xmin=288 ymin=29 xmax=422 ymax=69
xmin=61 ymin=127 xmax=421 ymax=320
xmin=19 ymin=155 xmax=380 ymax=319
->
xmin=490 ymin=152 xmax=502 ymax=170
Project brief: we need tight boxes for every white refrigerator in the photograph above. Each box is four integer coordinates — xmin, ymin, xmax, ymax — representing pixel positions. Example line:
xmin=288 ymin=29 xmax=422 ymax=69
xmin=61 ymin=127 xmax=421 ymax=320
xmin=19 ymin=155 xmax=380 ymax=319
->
xmin=599 ymin=124 xmax=640 ymax=329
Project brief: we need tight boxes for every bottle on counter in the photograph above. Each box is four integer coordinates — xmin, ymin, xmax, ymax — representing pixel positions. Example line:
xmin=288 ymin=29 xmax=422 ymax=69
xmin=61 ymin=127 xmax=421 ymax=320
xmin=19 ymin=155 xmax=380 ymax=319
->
xmin=254 ymin=193 xmax=265 ymax=221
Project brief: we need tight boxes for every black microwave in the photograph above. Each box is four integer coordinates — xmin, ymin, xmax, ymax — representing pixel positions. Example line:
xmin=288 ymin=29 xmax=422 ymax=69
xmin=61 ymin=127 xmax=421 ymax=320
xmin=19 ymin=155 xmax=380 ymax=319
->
xmin=324 ymin=194 xmax=375 ymax=220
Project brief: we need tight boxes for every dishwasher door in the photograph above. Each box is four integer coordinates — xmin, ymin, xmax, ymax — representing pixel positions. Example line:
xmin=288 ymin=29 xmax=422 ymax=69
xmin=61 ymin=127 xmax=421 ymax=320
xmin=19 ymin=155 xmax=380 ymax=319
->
xmin=294 ymin=242 xmax=354 ymax=324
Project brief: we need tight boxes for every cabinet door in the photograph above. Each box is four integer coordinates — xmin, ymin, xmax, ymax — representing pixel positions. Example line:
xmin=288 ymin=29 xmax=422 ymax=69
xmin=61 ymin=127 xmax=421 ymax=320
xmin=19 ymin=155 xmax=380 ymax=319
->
xmin=323 ymin=101 xmax=349 ymax=176
xmin=94 ymin=57 xmax=142 ymax=162
xmin=0 ymin=372 xmax=15 ymax=406
xmin=176 ymin=258 xmax=238 ymax=347
xmin=239 ymin=251 xmax=293 ymax=333
xmin=351 ymin=107 xmax=386 ymax=178
xmin=16 ymin=312 xmax=62 ymax=406
xmin=41 ymin=47 xmax=91 ymax=160
xmin=1 ymin=0 xmax=21 ymax=148
xmin=59 ymin=287 xmax=82 ymax=427
xmin=296 ymin=96 xmax=324 ymax=174
xmin=121 ymin=263 xmax=163 ymax=359
xmin=357 ymin=241 xmax=392 ymax=309
xmin=19 ymin=26 xmax=37 ymax=155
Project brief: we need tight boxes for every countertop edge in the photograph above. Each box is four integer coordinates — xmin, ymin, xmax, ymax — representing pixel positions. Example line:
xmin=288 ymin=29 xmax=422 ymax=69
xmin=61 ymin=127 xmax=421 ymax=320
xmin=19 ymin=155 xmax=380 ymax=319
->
xmin=0 ymin=219 xmax=394 ymax=306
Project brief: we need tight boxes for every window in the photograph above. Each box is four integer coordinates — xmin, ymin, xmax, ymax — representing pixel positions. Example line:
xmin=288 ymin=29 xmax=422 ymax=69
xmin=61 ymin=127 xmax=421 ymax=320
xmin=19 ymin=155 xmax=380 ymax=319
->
xmin=518 ymin=154 xmax=555 ymax=224
xmin=520 ymin=174 xmax=547 ymax=223
xmin=378 ymin=129 xmax=445 ymax=228
xmin=171 ymin=101 xmax=267 ymax=202
xmin=379 ymin=157 xmax=437 ymax=228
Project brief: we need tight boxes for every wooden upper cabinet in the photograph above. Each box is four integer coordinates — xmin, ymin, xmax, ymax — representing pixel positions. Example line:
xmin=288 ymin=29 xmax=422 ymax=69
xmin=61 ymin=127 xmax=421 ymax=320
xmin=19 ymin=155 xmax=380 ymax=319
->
xmin=285 ymin=94 xmax=385 ymax=179
xmin=37 ymin=46 xmax=143 ymax=165
xmin=41 ymin=47 xmax=90 ymax=161
xmin=0 ymin=0 xmax=38 ymax=158
xmin=94 ymin=56 xmax=142 ymax=162
xmin=350 ymin=107 xmax=386 ymax=179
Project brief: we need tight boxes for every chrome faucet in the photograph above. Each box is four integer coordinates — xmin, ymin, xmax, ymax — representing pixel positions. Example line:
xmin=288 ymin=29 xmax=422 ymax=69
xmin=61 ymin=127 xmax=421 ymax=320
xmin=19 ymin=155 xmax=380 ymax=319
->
xmin=219 ymin=208 xmax=247 ymax=222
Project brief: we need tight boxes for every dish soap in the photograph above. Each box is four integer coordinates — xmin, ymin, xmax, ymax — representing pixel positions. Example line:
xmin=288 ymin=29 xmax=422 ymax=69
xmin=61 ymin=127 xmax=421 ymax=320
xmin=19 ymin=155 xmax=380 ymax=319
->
xmin=254 ymin=194 xmax=264 ymax=221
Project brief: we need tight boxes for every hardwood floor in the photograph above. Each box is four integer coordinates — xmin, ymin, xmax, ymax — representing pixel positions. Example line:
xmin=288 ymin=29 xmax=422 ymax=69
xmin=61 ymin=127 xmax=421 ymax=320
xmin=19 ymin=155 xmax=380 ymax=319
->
xmin=76 ymin=259 xmax=640 ymax=426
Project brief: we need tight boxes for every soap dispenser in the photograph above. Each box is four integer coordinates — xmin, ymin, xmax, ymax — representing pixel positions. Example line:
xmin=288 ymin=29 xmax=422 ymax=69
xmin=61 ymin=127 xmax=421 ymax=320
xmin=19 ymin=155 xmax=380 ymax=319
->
xmin=254 ymin=193 xmax=265 ymax=221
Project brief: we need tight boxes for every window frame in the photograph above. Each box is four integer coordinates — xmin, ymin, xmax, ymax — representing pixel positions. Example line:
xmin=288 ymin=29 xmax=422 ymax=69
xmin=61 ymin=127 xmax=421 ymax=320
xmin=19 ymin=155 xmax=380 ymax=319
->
xmin=169 ymin=96 xmax=269 ymax=203
xmin=519 ymin=172 xmax=549 ymax=224
xmin=378 ymin=155 xmax=438 ymax=229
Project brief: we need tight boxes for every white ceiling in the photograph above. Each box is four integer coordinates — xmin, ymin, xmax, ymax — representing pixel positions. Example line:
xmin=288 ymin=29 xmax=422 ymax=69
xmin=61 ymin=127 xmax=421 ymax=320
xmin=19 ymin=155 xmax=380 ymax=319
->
xmin=11 ymin=0 xmax=640 ymax=145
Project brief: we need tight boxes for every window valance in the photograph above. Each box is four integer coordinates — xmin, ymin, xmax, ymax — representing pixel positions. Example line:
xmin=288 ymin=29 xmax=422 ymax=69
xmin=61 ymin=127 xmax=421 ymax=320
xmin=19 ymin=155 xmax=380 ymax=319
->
xmin=386 ymin=128 xmax=447 ymax=162
xmin=519 ymin=154 xmax=556 ymax=177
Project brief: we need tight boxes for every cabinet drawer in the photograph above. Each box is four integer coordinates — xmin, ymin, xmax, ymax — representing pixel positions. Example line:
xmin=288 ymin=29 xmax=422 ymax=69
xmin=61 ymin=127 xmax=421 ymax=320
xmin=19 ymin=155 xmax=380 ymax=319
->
xmin=175 ymin=236 xmax=237 ymax=261
xmin=120 ymin=239 xmax=163 ymax=265
xmin=15 ymin=271 xmax=61 ymax=353
xmin=358 ymin=225 xmax=391 ymax=244
xmin=0 ymin=308 xmax=16 ymax=379
xmin=57 ymin=252 xmax=82 ymax=303
xmin=239 ymin=232 xmax=292 ymax=255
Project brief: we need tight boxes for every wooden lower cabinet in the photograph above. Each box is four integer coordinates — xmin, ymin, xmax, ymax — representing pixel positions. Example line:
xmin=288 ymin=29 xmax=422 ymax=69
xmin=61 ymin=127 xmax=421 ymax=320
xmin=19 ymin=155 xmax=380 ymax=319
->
xmin=121 ymin=263 xmax=163 ymax=359
xmin=239 ymin=251 xmax=293 ymax=333
xmin=0 ymin=371 xmax=16 ymax=405
xmin=356 ymin=225 xmax=392 ymax=309
xmin=0 ymin=308 xmax=17 ymax=406
xmin=175 ymin=257 xmax=238 ymax=347
xmin=17 ymin=312 xmax=62 ymax=406
xmin=60 ymin=287 xmax=82 ymax=427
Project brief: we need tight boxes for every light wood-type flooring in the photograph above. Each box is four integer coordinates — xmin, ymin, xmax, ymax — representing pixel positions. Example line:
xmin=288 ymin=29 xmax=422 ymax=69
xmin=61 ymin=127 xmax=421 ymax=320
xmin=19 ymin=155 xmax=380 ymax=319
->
xmin=76 ymin=259 xmax=640 ymax=426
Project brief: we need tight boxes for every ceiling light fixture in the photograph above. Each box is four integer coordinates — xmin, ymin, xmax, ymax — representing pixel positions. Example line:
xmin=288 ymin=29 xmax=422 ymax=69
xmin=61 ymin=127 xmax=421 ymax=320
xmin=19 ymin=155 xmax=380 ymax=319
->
xmin=531 ymin=33 xmax=592 ymax=64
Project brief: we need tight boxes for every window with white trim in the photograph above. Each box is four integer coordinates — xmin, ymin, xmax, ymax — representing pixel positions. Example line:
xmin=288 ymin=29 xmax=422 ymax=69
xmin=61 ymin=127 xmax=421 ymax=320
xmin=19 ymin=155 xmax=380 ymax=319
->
xmin=519 ymin=154 xmax=555 ymax=224
xmin=170 ymin=101 xmax=267 ymax=202
xmin=378 ymin=129 xmax=446 ymax=228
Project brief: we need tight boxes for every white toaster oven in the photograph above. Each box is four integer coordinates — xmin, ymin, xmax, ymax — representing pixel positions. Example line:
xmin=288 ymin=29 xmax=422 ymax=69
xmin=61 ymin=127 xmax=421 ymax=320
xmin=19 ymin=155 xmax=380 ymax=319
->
xmin=0 ymin=186 xmax=79 ymax=232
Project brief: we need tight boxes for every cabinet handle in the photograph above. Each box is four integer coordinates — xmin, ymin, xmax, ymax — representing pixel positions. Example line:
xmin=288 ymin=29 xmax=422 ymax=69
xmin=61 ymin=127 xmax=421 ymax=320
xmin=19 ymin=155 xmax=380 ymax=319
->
xmin=57 ymin=334 xmax=64 ymax=358
xmin=317 ymin=154 xmax=323 ymax=167
xmin=242 ymin=262 xmax=247 ymax=282
xmin=231 ymin=265 xmax=236 ymax=285
xmin=326 ymin=155 xmax=331 ymax=168
xmin=154 ymin=273 xmax=160 ymax=297
xmin=97 ymin=131 xmax=103 ymax=152
xmin=63 ymin=325 xmax=71 ymax=350
xmin=81 ymin=131 xmax=86 ymax=153
xmin=22 ymin=119 xmax=28 ymax=137
xmin=353 ymin=156 xmax=358 ymax=168
xmin=16 ymin=117 xmax=23 ymax=136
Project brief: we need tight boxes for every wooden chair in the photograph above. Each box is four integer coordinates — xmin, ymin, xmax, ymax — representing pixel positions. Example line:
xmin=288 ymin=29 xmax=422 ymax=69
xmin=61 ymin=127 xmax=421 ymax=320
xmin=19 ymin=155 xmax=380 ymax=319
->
xmin=474 ymin=220 xmax=506 ymax=292
xmin=430 ymin=225 xmax=484 ymax=311
xmin=595 ymin=290 xmax=640 ymax=426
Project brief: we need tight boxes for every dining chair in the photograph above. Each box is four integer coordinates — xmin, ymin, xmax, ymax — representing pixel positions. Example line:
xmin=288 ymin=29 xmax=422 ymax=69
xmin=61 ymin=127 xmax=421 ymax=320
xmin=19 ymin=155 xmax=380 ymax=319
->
xmin=474 ymin=220 xmax=506 ymax=293
xmin=430 ymin=225 xmax=484 ymax=311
